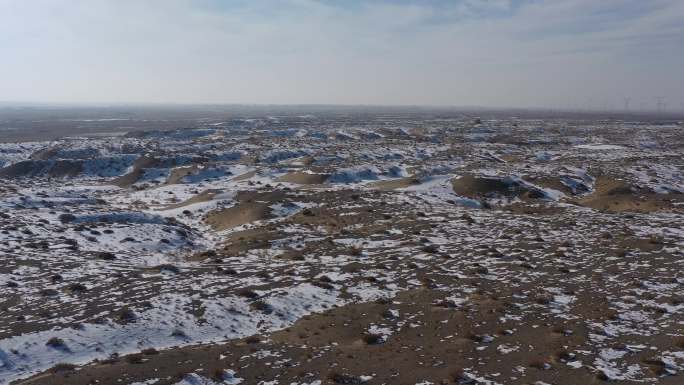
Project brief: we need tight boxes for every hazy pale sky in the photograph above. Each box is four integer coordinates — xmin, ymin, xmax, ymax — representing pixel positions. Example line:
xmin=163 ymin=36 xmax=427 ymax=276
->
xmin=1 ymin=0 xmax=683 ymax=109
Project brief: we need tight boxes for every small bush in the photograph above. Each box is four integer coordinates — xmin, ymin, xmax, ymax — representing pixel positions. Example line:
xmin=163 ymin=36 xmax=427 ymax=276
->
xmin=362 ymin=333 xmax=385 ymax=345
xmin=50 ymin=363 xmax=76 ymax=373
xmin=97 ymin=251 xmax=116 ymax=260
xmin=330 ymin=372 xmax=368 ymax=384
xmin=237 ymin=289 xmax=259 ymax=299
xmin=117 ymin=308 xmax=137 ymax=323
xmin=68 ymin=283 xmax=88 ymax=294
xmin=141 ymin=347 xmax=159 ymax=355
xmin=250 ymin=300 xmax=274 ymax=314
xmin=126 ymin=354 xmax=145 ymax=364
xmin=244 ymin=335 xmax=262 ymax=344
xmin=350 ymin=247 xmax=363 ymax=256
xmin=58 ymin=213 xmax=77 ymax=223
xmin=422 ymin=244 xmax=439 ymax=253
xmin=157 ymin=264 xmax=180 ymax=274
xmin=46 ymin=337 xmax=66 ymax=349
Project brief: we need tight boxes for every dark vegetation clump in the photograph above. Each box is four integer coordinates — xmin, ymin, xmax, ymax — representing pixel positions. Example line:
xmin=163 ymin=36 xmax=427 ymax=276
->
xmin=422 ymin=244 xmax=439 ymax=253
xmin=157 ymin=264 xmax=180 ymax=274
xmin=117 ymin=308 xmax=138 ymax=323
xmin=97 ymin=251 xmax=116 ymax=260
xmin=141 ymin=347 xmax=159 ymax=355
xmin=237 ymin=288 xmax=259 ymax=299
xmin=362 ymin=333 xmax=385 ymax=345
xmin=125 ymin=353 xmax=145 ymax=364
xmin=244 ymin=335 xmax=262 ymax=344
xmin=58 ymin=213 xmax=76 ymax=223
xmin=330 ymin=372 xmax=369 ymax=384
xmin=250 ymin=300 xmax=274 ymax=314
xmin=49 ymin=363 xmax=76 ymax=373
xmin=350 ymin=246 xmax=363 ymax=256
xmin=46 ymin=337 xmax=67 ymax=349
xmin=68 ymin=283 xmax=88 ymax=294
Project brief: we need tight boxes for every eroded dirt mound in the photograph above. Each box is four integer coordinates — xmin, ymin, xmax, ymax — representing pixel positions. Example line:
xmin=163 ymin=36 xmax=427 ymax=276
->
xmin=110 ymin=156 xmax=162 ymax=188
xmin=452 ymin=175 xmax=512 ymax=197
xmin=529 ymin=176 xmax=576 ymax=196
xmin=162 ymin=189 xmax=220 ymax=210
xmin=576 ymin=176 xmax=681 ymax=213
xmin=277 ymin=171 xmax=330 ymax=185
xmin=368 ymin=176 xmax=420 ymax=190
xmin=451 ymin=174 xmax=546 ymax=200
xmin=205 ymin=202 xmax=272 ymax=230
xmin=164 ymin=165 xmax=201 ymax=185
xmin=204 ymin=190 xmax=285 ymax=230
xmin=0 ymin=159 xmax=83 ymax=179
xmin=28 ymin=147 xmax=60 ymax=161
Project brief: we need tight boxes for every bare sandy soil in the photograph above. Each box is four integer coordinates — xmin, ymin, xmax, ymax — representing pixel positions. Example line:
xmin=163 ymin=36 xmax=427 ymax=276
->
xmin=0 ymin=109 xmax=682 ymax=385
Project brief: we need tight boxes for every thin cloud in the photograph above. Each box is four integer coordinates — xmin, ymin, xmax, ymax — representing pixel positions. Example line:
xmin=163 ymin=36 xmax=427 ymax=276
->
xmin=0 ymin=0 xmax=682 ymax=108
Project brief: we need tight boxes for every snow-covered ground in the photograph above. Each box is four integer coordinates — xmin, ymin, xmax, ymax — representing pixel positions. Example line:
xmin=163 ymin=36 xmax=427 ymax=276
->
xmin=0 ymin=114 xmax=683 ymax=385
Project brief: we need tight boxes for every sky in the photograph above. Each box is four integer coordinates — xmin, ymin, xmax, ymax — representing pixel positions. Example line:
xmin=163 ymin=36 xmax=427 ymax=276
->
xmin=1 ymin=0 xmax=683 ymax=110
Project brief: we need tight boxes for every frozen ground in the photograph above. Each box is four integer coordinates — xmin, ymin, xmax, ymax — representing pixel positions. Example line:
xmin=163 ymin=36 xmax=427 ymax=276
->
xmin=0 ymin=111 xmax=683 ymax=385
